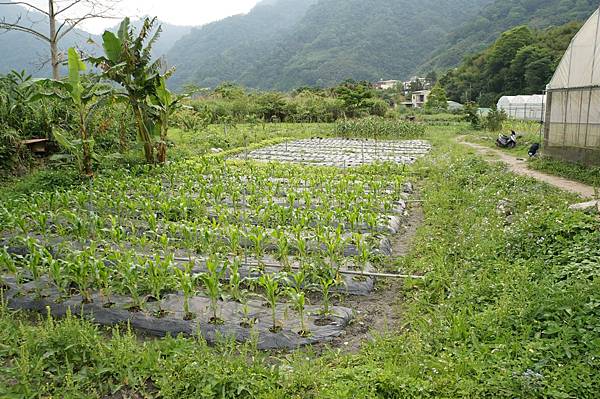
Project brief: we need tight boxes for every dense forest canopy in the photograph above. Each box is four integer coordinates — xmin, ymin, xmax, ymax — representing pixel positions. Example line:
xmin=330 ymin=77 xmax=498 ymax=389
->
xmin=167 ymin=0 xmax=491 ymax=90
xmin=440 ymin=22 xmax=582 ymax=107
xmin=417 ymin=0 xmax=598 ymax=73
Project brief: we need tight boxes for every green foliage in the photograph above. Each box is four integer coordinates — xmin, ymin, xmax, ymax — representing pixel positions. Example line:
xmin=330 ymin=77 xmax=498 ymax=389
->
xmin=441 ymin=22 xmax=582 ymax=106
xmin=177 ymin=82 xmax=388 ymax=126
xmin=0 ymin=70 xmax=62 ymax=171
xmin=421 ymin=0 xmax=597 ymax=73
xmin=90 ymin=17 xmax=169 ymax=164
xmin=483 ymin=108 xmax=508 ymax=131
xmin=529 ymin=156 xmax=600 ymax=188
xmin=424 ymin=84 xmax=448 ymax=111
xmin=334 ymin=117 xmax=425 ymax=139
xmin=167 ymin=0 xmax=491 ymax=90
xmin=3 ymin=129 xmax=600 ymax=396
xmin=34 ymin=48 xmax=113 ymax=177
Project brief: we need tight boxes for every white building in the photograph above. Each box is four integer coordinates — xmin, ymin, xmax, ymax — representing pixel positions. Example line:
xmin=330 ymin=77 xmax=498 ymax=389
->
xmin=411 ymin=90 xmax=430 ymax=108
xmin=373 ymin=80 xmax=400 ymax=90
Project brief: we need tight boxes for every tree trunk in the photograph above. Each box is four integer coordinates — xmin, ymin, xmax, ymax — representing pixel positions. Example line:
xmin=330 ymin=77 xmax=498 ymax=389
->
xmin=157 ymin=115 xmax=168 ymax=164
xmin=80 ymin=111 xmax=93 ymax=178
xmin=48 ymin=0 xmax=60 ymax=80
xmin=133 ymin=103 xmax=154 ymax=163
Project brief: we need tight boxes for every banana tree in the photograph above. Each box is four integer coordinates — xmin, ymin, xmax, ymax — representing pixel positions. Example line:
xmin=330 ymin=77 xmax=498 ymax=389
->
xmin=34 ymin=48 xmax=111 ymax=177
xmin=90 ymin=17 xmax=168 ymax=163
xmin=149 ymin=76 xmax=184 ymax=164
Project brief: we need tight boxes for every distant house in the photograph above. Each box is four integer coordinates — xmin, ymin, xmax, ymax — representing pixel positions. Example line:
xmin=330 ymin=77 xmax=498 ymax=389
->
xmin=373 ymin=80 xmax=400 ymax=90
xmin=411 ymin=90 xmax=431 ymax=108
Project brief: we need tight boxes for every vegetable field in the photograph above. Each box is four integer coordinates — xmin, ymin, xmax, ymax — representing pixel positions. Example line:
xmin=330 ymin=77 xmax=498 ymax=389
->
xmin=0 ymin=151 xmax=416 ymax=348
xmin=236 ymin=138 xmax=432 ymax=167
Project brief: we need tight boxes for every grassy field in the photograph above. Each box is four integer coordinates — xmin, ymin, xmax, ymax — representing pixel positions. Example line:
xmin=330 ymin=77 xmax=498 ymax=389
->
xmin=1 ymin=124 xmax=599 ymax=398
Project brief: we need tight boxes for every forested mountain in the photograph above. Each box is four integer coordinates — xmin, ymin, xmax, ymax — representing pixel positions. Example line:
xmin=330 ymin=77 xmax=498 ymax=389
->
xmin=418 ymin=0 xmax=598 ymax=73
xmin=167 ymin=0 xmax=493 ymax=90
xmin=0 ymin=4 xmax=191 ymax=76
xmin=2 ymin=0 xmax=598 ymax=91
xmin=440 ymin=22 xmax=582 ymax=106
xmin=166 ymin=0 xmax=320 ymax=90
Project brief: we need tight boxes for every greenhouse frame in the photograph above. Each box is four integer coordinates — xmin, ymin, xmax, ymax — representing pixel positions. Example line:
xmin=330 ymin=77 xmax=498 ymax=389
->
xmin=544 ymin=7 xmax=600 ymax=166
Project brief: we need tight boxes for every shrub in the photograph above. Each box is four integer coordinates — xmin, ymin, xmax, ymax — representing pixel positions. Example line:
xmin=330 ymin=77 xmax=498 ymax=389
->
xmin=334 ymin=116 xmax=425 ymax=138
xmin=484 ymin=108 xmax=508 ymax=131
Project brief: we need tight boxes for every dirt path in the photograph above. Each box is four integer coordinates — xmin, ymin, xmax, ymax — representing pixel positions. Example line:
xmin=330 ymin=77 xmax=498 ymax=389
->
xmin=457 ymin=137 xmax=596 ymax=198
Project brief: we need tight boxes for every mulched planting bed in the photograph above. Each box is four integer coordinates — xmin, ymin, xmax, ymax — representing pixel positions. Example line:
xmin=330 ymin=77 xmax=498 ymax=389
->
xmin=0 ymin=153 xmax=422 ymax=349
xmin=1 ymin=276 xmax=352 ymax=350
xmin=234 ymin=138 xmax=432 ymax=166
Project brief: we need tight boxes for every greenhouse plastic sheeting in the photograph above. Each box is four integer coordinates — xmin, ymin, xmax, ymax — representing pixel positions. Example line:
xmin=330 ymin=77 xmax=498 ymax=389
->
xmin=544 ymin=7 xmax=600 ymax=166
xmin=497 ymin=95 xmax=546 ymax=121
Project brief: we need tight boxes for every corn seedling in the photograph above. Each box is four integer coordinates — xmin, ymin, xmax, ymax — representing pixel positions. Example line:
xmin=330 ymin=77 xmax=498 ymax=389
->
xmin=258 ymin=273 xmax=282 ymax=333
xmin=146 ymin=255 xmax=173 ymax=317
xmin=287 ymin=288 xmax=309 ymax=337
xmin=199 ymin=256 xmax=225 ymax=324
xmin=175 ymin=267 xmax=196 ymax=320
xmin=228 ymin=258 xmax=245 ymax=302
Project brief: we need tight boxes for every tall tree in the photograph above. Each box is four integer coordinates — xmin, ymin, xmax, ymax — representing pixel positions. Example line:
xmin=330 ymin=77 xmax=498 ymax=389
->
xmin=0 ymin=0 xmax=119 ymax=79
xmin=425 ymin=83 xmax=448 ymax=111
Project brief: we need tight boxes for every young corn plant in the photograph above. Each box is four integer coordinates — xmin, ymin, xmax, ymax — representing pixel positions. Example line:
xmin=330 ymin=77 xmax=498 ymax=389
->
xmin=354 ymin=233 xmax=370 ymax=272
xmin=316 ymin=264 xmax=338 ymax=317
xmin=248 ymin=225 xmax=268 ymax=266
xmin=48 ymin=257 xmax=69 ymax=301
xmin=96 ymin=260 xmax=114 ymax=308
xmin=146 ymin=255 xmax=173 ymax=317
xmin=25 ymin=239 xmax=46 ymax=298
xmin=293 ymin=226 xmax=309 ymax=260
xmin=287 ymin=288 xmax=309 ymax=337
xmin=175 ymin=267 xmax=196 ymax=320
xmin=227 ymin=225 xmax=242 ymax=256
xmin=120 ymin=262 xmax=144 ymax=312
xmin=0 ymin=247 xmax=17 ymax=288
xmin=228 ymin=258 xmax=245 ymax=302
xmin=199 ymin=256 xmax=225 ymax=324
xmin=273 ymin=229 xmax=291 ymax=271
xmin=69 ymin=252 xmax=93 ymax=304
xmin=258 ymin=273 xmax=282 ymax=333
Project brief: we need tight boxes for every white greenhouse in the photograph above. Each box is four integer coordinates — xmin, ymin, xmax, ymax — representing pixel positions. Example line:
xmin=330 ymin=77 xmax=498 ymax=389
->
xmin=544 ymin=7 xmax=600 ymax=166
xmin=497 ymin=95 xmax=546 ymax=121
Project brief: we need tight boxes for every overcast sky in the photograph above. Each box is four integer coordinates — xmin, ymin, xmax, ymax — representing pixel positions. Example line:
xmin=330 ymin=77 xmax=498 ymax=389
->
xmin=21 ymin=0 xmax=261 ymax=33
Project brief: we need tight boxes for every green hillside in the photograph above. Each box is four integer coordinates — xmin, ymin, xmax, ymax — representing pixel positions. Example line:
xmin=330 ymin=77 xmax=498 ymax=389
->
xmin=166 ymin=0 xmax=319 ymax=90
xmin=419 ymin=0 xmax=598 ymax=73
xmin=440 ymin=22 xmax=582 ymax=106
xmin=167 ymin=0 xmax=492 ymax=90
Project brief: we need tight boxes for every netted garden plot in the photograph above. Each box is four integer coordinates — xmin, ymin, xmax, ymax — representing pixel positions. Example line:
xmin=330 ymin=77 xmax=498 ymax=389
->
xmin=0 ymin=158 xmax=414 ymax=349
xmin=235 ymin=138 xmax=432 ymax=167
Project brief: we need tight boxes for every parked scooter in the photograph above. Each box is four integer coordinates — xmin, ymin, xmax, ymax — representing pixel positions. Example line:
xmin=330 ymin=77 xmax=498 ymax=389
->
xmin=496 ymin=130 xmax=517 ymax=149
